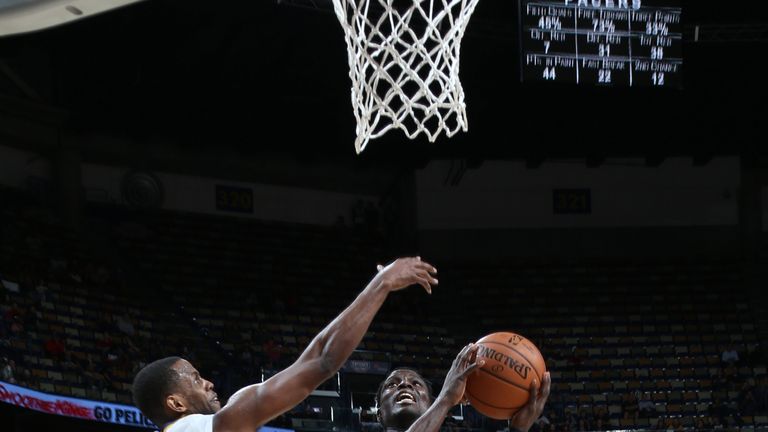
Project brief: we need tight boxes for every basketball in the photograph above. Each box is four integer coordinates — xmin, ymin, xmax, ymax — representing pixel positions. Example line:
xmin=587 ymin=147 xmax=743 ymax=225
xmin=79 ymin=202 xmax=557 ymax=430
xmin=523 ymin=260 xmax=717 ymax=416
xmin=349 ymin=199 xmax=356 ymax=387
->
xmin=465 ymin=332 xmax=546 ymax=420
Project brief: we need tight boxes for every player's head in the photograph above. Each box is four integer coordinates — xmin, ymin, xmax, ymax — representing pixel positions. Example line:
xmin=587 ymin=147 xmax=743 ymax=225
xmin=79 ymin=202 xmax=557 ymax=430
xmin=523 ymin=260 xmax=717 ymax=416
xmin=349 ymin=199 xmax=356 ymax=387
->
xmin=132 ymin=357 xmax=221 ymax=426
xmin=376 ymin=368 xmax=433 ymax=430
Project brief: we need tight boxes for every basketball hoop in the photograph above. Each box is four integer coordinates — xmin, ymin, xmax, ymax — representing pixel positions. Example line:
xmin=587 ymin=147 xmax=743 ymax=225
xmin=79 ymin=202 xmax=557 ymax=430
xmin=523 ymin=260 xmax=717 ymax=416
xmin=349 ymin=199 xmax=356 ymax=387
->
xmin=332 ymin=0 xmax=480 ymax=153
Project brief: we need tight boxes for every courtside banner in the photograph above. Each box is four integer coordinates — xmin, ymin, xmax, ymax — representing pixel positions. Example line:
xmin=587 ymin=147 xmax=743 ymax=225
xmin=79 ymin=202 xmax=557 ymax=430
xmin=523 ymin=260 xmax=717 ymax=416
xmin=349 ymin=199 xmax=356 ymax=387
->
xmin=0 ymin=380 xmax=156 ymax=428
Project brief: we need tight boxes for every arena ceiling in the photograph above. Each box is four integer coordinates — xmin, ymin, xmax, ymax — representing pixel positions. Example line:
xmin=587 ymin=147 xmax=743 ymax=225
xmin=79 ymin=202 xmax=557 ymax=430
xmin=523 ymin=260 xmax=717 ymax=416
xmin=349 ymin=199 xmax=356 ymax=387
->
xmin=0 ymin=0 xmax=766 ymax=166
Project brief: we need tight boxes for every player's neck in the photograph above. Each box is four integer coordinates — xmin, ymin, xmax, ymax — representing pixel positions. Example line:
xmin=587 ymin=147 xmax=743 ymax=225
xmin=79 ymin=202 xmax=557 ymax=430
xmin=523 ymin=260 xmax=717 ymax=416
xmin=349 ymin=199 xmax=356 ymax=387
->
xmin=383 ymin=413 xmax=419 ymax=432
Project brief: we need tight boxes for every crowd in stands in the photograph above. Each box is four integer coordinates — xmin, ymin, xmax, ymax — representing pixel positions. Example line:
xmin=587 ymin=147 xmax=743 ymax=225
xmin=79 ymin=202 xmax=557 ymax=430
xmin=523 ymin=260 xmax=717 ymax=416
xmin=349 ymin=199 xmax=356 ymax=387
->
xmin=516 ymin=344 xmax=768 ymax=432
xmin=1 ymin=193 xmax=220 ymax=404
xmin=1 ymin=255 xmax=146 ymax=399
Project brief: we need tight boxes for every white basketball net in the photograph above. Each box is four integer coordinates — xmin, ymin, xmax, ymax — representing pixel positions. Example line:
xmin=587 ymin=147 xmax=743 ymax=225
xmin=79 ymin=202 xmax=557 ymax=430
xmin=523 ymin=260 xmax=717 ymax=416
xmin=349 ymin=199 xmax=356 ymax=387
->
xmin=332 ymin=0 xmax=480 ymax=153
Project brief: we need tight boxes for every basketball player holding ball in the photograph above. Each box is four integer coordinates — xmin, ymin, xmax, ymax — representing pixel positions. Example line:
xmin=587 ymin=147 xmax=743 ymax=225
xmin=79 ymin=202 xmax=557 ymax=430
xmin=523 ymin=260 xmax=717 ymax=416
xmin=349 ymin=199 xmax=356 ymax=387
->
xmin=376 ymin=343 xmax=550 ymax=432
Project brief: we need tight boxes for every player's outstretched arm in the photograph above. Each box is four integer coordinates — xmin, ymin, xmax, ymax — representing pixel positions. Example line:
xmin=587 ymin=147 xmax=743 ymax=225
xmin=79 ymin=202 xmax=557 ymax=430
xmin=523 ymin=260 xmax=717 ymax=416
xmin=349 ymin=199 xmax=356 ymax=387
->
xmin=213 ymin=257 xmax=438 ymax=432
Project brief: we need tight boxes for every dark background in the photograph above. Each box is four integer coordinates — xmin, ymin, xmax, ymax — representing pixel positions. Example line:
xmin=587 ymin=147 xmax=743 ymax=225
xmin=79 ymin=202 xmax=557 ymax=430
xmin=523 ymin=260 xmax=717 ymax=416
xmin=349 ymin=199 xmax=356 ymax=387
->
xmin=1 ymin=0 xmax=766 ymax=168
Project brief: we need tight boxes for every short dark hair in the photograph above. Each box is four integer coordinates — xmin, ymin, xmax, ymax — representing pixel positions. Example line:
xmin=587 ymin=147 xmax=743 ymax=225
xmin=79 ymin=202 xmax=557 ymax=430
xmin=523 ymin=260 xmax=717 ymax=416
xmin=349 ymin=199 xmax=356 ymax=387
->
xmin=132 ymin=356 xmax=183 ymax=426
xmin=375 ymin=368 xmax=434 ymax=408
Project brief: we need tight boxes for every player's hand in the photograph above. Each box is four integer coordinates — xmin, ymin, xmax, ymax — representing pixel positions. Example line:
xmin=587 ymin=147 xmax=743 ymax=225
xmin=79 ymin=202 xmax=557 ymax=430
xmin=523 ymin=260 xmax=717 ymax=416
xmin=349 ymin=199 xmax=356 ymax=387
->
xmin=438 ymin=343 xmax=483 ymax=406
xmin=509 ymin=371 xmax=551 ymax=432
xmin=375 ymin=257 xmax=438 ymax=294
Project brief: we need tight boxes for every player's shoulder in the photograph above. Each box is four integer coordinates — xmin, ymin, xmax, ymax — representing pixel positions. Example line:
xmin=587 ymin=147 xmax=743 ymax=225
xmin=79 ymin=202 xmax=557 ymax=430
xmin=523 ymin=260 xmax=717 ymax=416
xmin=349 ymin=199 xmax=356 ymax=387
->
xmin=165 ymin=414 xmax=214 ymax=432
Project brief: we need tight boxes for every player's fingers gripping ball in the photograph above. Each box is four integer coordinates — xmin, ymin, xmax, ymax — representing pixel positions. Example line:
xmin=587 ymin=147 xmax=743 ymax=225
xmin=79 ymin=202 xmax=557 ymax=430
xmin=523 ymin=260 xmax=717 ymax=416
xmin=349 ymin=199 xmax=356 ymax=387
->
xmin=465 ymin=332 xmax=547 ymax=419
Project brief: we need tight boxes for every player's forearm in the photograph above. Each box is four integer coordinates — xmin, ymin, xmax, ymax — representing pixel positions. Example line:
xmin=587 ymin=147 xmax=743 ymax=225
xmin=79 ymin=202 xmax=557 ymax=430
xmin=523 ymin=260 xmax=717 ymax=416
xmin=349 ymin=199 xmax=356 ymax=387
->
xmin=405 ymin=397 xmax=454 ymax=432
xmin=303 ymin=275 xmax=389 ymax=378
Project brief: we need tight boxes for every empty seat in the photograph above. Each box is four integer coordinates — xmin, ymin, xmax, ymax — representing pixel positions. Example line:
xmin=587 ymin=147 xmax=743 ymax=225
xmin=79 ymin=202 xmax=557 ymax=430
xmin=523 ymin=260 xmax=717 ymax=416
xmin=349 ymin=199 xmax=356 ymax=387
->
xmin=666 ymin=404 xmax=682 ymax=415
xmin=619 ymin=419 xmax=637 ymax=428
xmin=608 ymin=405 xmax=622 ymax=416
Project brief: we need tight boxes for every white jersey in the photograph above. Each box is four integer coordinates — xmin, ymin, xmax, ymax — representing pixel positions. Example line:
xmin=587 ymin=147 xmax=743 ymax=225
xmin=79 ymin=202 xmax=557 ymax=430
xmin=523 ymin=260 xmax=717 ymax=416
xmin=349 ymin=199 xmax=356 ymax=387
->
xmin=165 ymin=414 xmax=213 ymax=432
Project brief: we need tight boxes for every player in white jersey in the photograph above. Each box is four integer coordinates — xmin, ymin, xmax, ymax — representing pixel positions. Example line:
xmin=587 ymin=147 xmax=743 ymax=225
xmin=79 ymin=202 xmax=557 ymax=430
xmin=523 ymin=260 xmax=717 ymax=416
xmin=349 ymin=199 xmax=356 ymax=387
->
xmin=132 ymin=257 xmax=438 ymax=432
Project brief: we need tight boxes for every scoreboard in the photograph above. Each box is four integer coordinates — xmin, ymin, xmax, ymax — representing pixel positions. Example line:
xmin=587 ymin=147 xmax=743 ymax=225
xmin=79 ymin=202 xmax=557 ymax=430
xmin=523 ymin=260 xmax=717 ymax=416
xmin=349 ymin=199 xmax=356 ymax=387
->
xmin=519 ymin=0 xmax=682 ymax=87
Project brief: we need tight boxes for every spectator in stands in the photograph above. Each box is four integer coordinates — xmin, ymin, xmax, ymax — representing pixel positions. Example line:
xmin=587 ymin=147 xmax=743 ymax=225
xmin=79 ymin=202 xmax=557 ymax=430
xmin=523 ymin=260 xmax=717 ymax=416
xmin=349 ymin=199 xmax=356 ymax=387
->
xmin=374 ymin=350 xmax=550 ymax=432
xmin=132 ymin=257 xmax=438 ymax=432
xmin=1 ymin=356 xmax=16 ymax=383
xmin=722 ymin=345 xmax=740 ymax=365
xmin=638 ymin=393 xmax=655 ymax=417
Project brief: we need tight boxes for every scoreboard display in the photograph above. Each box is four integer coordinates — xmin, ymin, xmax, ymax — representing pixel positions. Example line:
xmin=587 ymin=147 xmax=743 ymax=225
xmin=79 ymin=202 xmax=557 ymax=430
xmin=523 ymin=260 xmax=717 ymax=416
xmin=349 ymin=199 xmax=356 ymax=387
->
xmin=519 ymin=0 xmax=682 ymax=87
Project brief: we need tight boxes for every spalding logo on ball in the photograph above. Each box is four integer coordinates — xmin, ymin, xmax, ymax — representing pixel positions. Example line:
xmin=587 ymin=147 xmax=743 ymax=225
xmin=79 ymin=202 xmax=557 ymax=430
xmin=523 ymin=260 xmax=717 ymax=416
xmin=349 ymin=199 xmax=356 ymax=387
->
xmin=465 ymin=332 xmax=546 ymax=420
